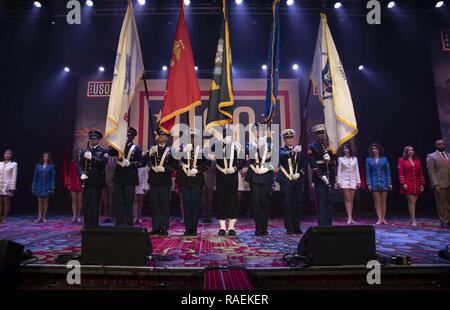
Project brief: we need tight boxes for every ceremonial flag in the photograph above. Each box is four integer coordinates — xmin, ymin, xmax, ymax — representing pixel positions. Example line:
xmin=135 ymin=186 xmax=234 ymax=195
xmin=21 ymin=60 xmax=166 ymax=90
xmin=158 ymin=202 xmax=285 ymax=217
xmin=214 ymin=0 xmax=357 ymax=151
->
xmin=160 ymin=0 xmax=201 ymax=133
xmin=205 ymin=0 xmax=234 ymax=130
xmin=263 ymin=0 xmax=281 ymax=124
xmin=104 ymin=1 xmax=144 ymax=157
xmin=310 ymin=13 xmax=358 ymax=154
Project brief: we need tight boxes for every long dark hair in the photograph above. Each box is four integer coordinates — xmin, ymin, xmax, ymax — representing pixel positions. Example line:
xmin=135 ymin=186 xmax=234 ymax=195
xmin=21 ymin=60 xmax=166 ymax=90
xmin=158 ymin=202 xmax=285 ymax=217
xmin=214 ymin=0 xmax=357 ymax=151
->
xmin=340 ymin=144 xmax=354 ymax=157
xmin=368 ymin=143 xmax=384 ymax=157
xmin=3 ymin=149 xmax=13 ymax=160
xmin=39 ymin=152 xmax=53 ymax=165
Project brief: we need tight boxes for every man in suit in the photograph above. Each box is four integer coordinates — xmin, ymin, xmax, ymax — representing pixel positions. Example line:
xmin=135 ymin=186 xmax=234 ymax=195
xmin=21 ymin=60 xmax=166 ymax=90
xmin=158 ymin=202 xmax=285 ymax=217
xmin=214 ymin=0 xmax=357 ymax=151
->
xmin=78 ymin=130 xmax=108 ymax=226
xmin=277 ymin=129 xmax=307 ymax=234
xmin=146 ymin=129 xmax=176 ymax=236
xmin=109 ymin=127 xmax=143 ymax=227
xmin=308 ymin=124 xmax=336 ymax=226
xmin=245 ymin=123 xmax=275 ymax=236
xmin=426 ymin=139 xmax=450 ymax=227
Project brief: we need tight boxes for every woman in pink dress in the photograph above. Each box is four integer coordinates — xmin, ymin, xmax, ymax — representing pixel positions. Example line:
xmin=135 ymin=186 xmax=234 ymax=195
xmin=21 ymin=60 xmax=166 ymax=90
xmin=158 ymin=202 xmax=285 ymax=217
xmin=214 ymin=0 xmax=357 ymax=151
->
xmin=398 ymin=146 xmax=425 ymax=226
xmin=67 ymin=152 xmax=83 ymax=223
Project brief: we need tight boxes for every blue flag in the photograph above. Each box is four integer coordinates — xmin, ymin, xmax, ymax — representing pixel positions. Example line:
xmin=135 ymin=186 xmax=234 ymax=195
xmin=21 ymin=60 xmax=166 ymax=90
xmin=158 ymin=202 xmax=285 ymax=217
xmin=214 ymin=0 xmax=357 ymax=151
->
xmin=264 ymin=0 xmax=280 ymax=123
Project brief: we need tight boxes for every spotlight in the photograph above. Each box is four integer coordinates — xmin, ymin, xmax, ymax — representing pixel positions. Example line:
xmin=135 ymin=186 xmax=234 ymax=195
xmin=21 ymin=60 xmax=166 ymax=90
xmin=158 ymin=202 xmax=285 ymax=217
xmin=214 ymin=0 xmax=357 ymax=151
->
xmin=387 ymin=1 xmax=395 ymax=8
xmin=194 ymin=66 xmax=198 ymax=71
xmin=86 ymin=0 xmax=94 ymax=7
xmin=33 ymin=1 xmax=41 ymax=8
xmin=436 ymin=1 xmax=444 ymax=8
xmin=64 ymin=67 xmax=70 ymax=72
xmin=286 ymin=0 xmax=294 ymax=6
xmin=292 ymin=64 xmax=299 ymax=71
xmin=261 ymin=64 xmax=268 ymax=70
xmin=235 ymin=0 xmax=243 ymax=4
xmin=162 ymin=65 xmax=168 ymax=71
xmin=334 ymin=2 xmax=342 ymax=9
xmin=138 ymin=0 xmax=146 ymax=5
xmin=358 ymin=65 xmax=364 ymax=71
xmin=99 ymin=66 xmax=105 ymax=72
xmin=184 ymin=0 xmax=190 ymax=6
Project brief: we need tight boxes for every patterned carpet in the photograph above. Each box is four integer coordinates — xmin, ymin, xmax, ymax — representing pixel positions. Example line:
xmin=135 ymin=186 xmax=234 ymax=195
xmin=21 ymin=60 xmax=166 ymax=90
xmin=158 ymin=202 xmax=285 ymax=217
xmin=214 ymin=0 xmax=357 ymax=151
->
xmin=0 ymin=215 xmax=449 ymax=267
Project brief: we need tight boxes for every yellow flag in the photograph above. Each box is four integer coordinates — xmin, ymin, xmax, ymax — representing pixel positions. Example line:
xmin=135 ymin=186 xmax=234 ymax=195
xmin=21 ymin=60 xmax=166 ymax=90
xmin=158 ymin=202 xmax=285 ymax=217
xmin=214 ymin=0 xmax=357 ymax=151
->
xmin=310 ymin=13 xmax=358 ymax=154
xmin=104 ymin=2 xmax=144 ymax=157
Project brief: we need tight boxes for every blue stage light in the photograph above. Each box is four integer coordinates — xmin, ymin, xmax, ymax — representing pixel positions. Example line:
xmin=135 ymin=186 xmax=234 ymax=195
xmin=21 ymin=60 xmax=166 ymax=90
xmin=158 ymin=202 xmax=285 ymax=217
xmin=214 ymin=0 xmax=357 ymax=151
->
xmin=436 ymin=1 xmax=444 ymax=8
xmin=388 ymin=1 xmax=395 ymax=8
xmin=86 ymin=0 xmax=94 ymax=7
xmin=64 ymin=67 xmax=70 ymax=72
xmin=334 ymin=2 xmax=342 ymax=9
xmin=34 ymin=1 xmax=42 ymax=8
xmin=292 ymin=64 xmax=299 ymax=71
xmin=138 ymin=0 xmax=146 ymax=5
xmin=162 ymin=65 xmax=168 ymax=71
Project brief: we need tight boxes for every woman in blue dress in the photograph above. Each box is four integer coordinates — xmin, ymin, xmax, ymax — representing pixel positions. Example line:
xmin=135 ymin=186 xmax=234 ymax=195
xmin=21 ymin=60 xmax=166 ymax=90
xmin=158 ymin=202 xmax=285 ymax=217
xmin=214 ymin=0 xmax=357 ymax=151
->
xmin=32 ymin=152 xmax=56 ymax=223
xmin=366 ymin=143 xmax=392 ymax=225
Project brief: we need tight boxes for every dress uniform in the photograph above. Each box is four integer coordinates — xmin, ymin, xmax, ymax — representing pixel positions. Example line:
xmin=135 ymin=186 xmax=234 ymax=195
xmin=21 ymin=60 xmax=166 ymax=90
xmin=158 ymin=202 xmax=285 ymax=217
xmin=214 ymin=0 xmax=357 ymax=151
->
xmin=78 ymin=130 xmax=108 ymax=226
xmin=277 ymin=129 xmax=307 ymax=234
xmin=146 ymin=129 xmax=176 ymax=236
xmin=109 ymin=127 xmax=143 ymax=227
xmin=308 ymin=124 xmax=336 ymax=226
xmin=245 ymin=124 xmax=275 ymax=236
xmin=212 ymin=134 xmax=244 ymax=236
xmin=175 ymin=128 xmax=210 ymax=236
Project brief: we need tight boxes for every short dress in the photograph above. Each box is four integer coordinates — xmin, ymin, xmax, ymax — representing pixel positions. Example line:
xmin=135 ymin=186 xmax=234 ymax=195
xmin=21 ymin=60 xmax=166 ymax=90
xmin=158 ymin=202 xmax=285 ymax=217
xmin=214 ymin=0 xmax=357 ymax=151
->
xmin=398 ymin=158 xmax=425 ymax=195
xmin=32 ymin=164 xmax=56 ymax=198
xmin=365 ymin=157 xmax=392 ymax=192
xmin=0 ymin=161 xmax=18 ymax=196
xmin=337 ymin=157 xmax=361 ymax=189
xmin=135 ymin=167 xmax=149 ymax=195
xmin=67 ymin=160 xmax=82 ymax=192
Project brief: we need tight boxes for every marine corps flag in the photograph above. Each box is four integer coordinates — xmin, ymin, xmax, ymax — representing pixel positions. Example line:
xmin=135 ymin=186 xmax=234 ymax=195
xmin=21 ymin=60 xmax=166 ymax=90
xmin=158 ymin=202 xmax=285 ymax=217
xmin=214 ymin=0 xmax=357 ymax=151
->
xmin=205 ymin=0 xmax=234 ymax=130
xmin=310 ymin=13 xmax=358 ymax=154
xmin=104 ymin=1 xmax=144 ymax=157
xmin=160 ymin=0 xmax=201 ymax=133
xmin=264 ymin=0 xmax=281 ymax=124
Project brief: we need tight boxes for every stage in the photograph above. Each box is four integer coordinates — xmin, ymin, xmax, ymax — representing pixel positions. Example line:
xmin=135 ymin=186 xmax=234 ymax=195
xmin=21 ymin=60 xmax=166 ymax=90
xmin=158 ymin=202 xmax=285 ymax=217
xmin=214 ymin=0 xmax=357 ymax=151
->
xmin=1 ymin=215 xmax=449 ymax=290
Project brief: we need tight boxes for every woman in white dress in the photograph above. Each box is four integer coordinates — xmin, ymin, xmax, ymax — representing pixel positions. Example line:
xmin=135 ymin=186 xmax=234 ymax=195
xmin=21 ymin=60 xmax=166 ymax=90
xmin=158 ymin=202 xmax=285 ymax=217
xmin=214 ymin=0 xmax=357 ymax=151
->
xmin=134 ymin=165 xmax=149 ymax=224
xmin=336 ymin=145 xmax=361 ymax=224
xmin=0 ymin=150 xmax=18 ymax=224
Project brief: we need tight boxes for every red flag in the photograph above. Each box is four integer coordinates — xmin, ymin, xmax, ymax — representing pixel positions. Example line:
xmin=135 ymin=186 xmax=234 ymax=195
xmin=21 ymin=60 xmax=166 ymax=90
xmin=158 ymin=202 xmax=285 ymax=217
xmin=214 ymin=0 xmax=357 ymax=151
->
xmin=160 ymin=1 xmax=201 ymax=133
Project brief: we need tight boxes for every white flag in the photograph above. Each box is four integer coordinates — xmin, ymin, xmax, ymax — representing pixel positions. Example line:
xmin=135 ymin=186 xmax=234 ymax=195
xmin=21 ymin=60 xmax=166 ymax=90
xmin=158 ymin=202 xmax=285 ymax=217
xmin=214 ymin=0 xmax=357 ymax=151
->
xmin=104 ymin=2 xmax=144 ymax=157
xmin=310 ymin=13 xmax=358 ymax=154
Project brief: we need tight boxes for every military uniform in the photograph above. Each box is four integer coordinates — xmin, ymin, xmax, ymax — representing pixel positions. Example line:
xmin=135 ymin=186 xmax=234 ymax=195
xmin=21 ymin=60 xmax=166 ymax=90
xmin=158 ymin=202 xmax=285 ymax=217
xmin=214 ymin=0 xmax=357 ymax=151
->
xmin=245 ymin=131 xmax=274 ymax=236
xmin=109 ymin=127 xmax=143 ymax=227
xmin=176 ymin=131 xmax=210 ymax=236
xmin=277 ymin=129 xmax=307 ymax=234
xmin=308 ymin=124 xmax=336 ymax=226
xmin=212 ymin=136 xmax=244 ymax=236
xmin=78 ymin=130 xmax=108 ymax=226
xmin=146 ymin=130 xmax=177 ymax=235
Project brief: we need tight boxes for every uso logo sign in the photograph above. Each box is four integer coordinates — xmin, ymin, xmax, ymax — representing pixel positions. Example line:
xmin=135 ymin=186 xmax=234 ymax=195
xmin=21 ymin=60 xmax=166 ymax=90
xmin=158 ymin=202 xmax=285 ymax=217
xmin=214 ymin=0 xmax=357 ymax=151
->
xmin=86 ymin=81 xmax=112 ymax=98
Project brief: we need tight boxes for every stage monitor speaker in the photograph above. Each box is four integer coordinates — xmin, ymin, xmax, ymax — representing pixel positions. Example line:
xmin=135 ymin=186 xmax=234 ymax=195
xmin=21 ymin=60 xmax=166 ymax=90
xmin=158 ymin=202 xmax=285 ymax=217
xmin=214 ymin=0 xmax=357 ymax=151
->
xmin=0 ymin=240 xmax=24 ymax=287
xmin=81 ymin=226 xmax=151 ymax=266
xmin=297 ymin=225 xmax=376 ymax=266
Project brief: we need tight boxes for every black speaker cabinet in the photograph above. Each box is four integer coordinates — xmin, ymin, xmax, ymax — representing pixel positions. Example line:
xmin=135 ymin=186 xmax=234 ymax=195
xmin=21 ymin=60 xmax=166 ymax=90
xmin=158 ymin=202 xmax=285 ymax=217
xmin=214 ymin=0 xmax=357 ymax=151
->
xmin=0 ymin=240 xmax=24 ymax=286
xmin=297 ymin=225 xmax=376 ymax=266
xmin=81 ymin=226 xmax=152 ymax=266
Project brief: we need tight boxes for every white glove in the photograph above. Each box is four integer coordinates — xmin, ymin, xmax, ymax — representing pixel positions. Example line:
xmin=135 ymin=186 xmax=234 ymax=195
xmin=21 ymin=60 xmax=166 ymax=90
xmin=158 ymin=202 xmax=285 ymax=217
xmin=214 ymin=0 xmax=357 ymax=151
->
xmin=149 ymin=146 xmax=158 ymax=155
xmin=226 ymin=167 xmax=236 ymax=174
xmin=156 ymin=166 xmax=165 ymax=173
xmin=80 ymin=174 xmax=88 ymax=180
xmin=223 ymin=136 xmax=232 ymax=144
xmin=293 ymin=145 xmax=302 ymax=154
xmin=121 ymin=159 xmax=130 ymax=167
xmin=151 ymin=166 xmax=158 ymax=172
xmin=323 ymin=153 xmax=331 ymax=161
xmin=321 ymin=175 xmax=330 ymax=185
xmin=258 ymin=136 xmax=267 ymax=148
xmin=183 ymin=143 xmax=193 ymax=153
xmin=188 ymin=168 xmax=198 ymax=177
xmin=259 ymin=167 xmax=269 ymax=174
xmin=292 ymin=173 xmax=300 ymax=180
xmin=84 ymin=151 xmax=92 ymax=160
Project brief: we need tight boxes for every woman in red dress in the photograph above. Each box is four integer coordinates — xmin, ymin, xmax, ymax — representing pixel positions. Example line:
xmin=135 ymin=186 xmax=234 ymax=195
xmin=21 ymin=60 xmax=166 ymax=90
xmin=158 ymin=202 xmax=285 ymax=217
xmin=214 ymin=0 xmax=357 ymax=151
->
xmin=397 ymin=146 xmax=425 ymax=226
xmin=67 ymin=151 xmax=83 ymax=223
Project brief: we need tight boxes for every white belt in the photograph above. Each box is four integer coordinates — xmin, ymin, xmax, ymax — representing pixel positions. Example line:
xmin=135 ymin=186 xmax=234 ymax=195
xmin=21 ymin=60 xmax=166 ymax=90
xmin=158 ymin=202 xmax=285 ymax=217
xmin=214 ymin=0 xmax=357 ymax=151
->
xmin=151 ymin=148 xmax=169 ymax=169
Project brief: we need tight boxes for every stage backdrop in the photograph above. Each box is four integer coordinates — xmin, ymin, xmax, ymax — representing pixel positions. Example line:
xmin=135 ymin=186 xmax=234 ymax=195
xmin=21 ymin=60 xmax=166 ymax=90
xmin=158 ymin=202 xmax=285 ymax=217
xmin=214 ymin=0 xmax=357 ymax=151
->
xmin=74 ymin=77 xmax=300 ymax=152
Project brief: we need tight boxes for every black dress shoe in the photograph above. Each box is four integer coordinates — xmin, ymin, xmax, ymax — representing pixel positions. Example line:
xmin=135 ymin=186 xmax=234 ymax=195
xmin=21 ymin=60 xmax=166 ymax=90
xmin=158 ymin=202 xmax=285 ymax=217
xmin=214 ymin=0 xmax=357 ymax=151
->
xmin=190 ymin=230 xmax=198 ymax=236
xmin=160 ymin=229 xmax=169 ymax=236
xmin=202 ymin=218 xmax=213 ymax=224
xmin=262 ymin=229 xmax=268 ymax=235
xmin=218 ymin=229 xmax=226 ymax=236
xmin=294 ymin=228 xmax=303 ymax=234
xmin=255 ymin=230 xmax=263 ymax=236
xmin=287 ymin=230 xmax=294 ymax=235
xmin=149 ymin=230 xmax=160 ymax=235
xmin=183 ymin=230 xmax=191 ymax=236
xmin=228 ymin=229 xmax=236 ymax=236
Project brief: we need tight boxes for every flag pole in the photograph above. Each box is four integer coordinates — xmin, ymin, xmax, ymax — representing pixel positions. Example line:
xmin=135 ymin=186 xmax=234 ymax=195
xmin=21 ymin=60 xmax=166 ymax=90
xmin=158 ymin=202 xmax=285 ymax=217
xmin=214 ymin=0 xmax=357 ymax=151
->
xmin=142 ymin=73 xmax=156 ymax=146
xmin=299 ymin=79 xmax=312 ymax=147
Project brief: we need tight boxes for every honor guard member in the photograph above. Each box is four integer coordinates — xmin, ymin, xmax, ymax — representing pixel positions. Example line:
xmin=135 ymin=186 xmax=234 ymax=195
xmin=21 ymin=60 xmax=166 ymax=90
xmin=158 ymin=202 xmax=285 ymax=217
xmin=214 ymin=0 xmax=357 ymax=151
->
xmin=78 ymin=130 xmax=108 ymax=226
xmin=176 ymin=128 xmax=210 ymax=236
xmin=146 ymin=129 xmax=176 ymax=236
xmin=308 ymin=124 xmax=336 ymax=226
xmin=212 ymin=130 xmax=244 ymax=236
xmin=109 ymin=127 xmax=143 ymax=226
xmin=277 ymin=129 xmax=307 ymax=234
xmin=245 ymin=123 xmax=275 ymax=236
